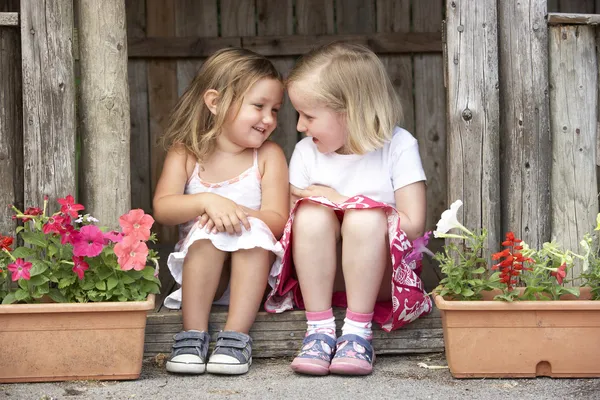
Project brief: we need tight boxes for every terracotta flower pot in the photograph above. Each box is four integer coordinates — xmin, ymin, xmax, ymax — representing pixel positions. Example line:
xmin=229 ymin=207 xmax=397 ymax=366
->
xmin=434 ymin=287 xmax=600 ymax=378
xmin=0 ymin=295 xmax=154 ymax=383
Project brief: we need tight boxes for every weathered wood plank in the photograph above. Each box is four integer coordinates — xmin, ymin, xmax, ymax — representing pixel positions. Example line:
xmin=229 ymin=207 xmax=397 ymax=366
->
xmin=175 ymin=0 xmax=217 ymax=96
xmin=0 ymin=11 xmax=17 ymax=26
xmin=498 ymin=0 xmax=551 ymax=249
xmin=20 ymin=0 xmax=76 ymax=211
xmin=128 ymin=32 xmax=443 ymax=58
xmin=549 ymin=25 xmax=598 ymax=285
xmin=377 ymin=0 xmax=414 ymax=133
xmin=445 ymin=0 xmax=501 ymax=258
xmin=295 ymin=0 xmax=334 ymax=35
xmin=144 ymin=306 xmax=444 ymax=357
xmin=257 ymin=0 xmax=296 ymax=161
xmin=148 ymin=306 xmax=441 ymax=324
xmin=335 ymin=0 xmax=375 ymax=34
xmin=126 ymin=0 xmax=151 ymax=215
xmin=413 ymin=0 xmax=445 ymax=281
xmin=557 ymin=0 xmax=596 ymax=13
xmin=147 ymin=328 xmax=444 ymax=344
xmin=147 ymin=0 xmax=178 ymax=245
xmin=0 ymin=0 xmax=22 ymax=239
xmin=78 ymin=0 xmax=130 ymax=229
xmin=547 ymin=13 xmax=600 ymax=25
xmin=220 ymin=0 xmax=256 ymax=36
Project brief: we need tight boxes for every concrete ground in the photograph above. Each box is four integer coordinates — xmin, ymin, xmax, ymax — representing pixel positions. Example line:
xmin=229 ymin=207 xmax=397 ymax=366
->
xmin=1 ymin=353 xmax=598 ymax=400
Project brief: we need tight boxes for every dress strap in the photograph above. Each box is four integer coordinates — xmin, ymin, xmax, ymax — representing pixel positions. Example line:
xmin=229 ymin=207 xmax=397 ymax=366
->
xmin=253 ymin=149 xmax=259 ymax=168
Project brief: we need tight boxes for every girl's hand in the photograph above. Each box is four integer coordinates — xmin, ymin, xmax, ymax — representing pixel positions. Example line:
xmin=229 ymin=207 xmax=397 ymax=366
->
xmin=201 ymin=194 xmax=251 ymax=235
xmin=290 ymin=184 xmax=349 ymax=204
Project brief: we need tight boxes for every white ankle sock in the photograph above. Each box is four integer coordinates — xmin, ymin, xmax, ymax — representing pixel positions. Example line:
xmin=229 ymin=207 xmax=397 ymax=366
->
xmin=341 ymin=309 xmax=373 ymax=340
xmin=305 ymin=309 xmax=336 ymax=339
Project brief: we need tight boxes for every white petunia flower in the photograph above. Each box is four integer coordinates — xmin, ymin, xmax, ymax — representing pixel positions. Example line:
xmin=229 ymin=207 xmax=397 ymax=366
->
xmin=432 ymin=200 xmax=472 ymax=239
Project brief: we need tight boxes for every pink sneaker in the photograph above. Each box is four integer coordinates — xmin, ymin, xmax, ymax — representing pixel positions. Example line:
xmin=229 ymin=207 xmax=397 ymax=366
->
xmin=290 ymin=333 xmax=337 ymax=376
xmin=329 ymin=334 xmax=375 ymax=376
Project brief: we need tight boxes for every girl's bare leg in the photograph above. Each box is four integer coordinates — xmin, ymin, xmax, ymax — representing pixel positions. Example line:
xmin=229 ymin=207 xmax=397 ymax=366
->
xmin=341 ymin=209 xmax=389 ymax=313
xmin=181 ymin=240 xmax=228 ymax=331
xmin=292 ymin=202 xmax=341 ymax=312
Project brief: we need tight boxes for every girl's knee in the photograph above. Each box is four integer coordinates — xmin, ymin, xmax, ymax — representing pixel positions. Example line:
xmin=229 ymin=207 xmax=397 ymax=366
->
xmin=187 ymin=239 xmax=217 ymax=254
xmin=341 ymin=209 xmax=387 ymax=239
xmin=293 ymin=202 xmax=339 ymax=235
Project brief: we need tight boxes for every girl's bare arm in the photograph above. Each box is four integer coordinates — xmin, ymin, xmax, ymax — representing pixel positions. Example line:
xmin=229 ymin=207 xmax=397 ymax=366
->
xmin=152 ymin=145 xmax=249 ymax=229
xmin=242 ymin=141 xmax=290 ymax=239
xmin=394 ymin=181 xmax=427 ymax=240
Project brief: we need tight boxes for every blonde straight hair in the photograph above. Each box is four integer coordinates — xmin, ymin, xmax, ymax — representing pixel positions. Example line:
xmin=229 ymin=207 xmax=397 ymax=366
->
xmin=161 ymin=48 xmax=282 ymax=162
xmin=287 ymin=42 xmax=403 ymax=154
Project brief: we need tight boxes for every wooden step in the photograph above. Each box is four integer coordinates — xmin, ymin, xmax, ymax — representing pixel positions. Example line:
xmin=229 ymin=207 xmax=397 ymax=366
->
xmin=144 ymin=306 xmax=444 ymax=358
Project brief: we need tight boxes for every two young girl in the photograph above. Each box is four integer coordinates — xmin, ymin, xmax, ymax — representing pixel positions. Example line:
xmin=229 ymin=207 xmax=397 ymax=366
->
xmin=154 ymin=43 xmax=431 ymax=377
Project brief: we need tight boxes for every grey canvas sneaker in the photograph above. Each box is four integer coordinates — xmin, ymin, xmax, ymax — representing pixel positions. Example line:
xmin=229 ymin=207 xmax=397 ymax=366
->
xmin=165 ymin=330 xmax=210 ymax=374
xmin=206 ymin=331 xmax=253 ymax=375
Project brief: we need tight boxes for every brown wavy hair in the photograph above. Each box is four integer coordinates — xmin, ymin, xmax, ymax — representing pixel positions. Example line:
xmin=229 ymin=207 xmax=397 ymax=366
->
xmin=161 ymin=48 xmax=282 ymax=161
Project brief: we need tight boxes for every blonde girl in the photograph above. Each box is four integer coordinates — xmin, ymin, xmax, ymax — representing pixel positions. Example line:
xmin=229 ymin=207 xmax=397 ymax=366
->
xmin=153 ymin=48 xmax=288 ymax=376
xmin=265 ymin=42 xmax=432 ymax=376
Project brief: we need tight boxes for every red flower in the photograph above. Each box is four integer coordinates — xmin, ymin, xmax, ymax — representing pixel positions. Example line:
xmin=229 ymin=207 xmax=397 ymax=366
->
xmin=119 ymin=209 xmax=154 ymax=241
xmin=551 ymin=263 xmax=567 ymax=285
xmin=0 ymin=235 xmax=14 ymax=251
xmin=58 ymin=195 xmax=85 ymax=219
xmin=60 ymin=225 xmax=78 ymax=245
xmin=493 ymin=231 xmax=533 ymax=291
xmin=22 ymin=207 xmax=43 ymax=223
xmin=72 ymin=256 xmax=89 ymax=280
xmin=43 ymin=215 xmax=67 ymax=235
xmin=7 ymin=258 xmax=32 ymax=281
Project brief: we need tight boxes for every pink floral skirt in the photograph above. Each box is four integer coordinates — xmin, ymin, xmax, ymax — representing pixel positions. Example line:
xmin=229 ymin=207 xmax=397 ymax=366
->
xmin=264 ymin=196 xmax=432 ymax=332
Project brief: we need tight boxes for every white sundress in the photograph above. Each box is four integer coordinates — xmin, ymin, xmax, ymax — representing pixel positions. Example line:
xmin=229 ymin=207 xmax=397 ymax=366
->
xmin=164 ymin=149 xmax=284 ymax=309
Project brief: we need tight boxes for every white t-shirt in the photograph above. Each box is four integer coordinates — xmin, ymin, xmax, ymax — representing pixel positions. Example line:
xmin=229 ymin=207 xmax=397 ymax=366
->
xmin=289 ymin=127 xmax=426 ymax=207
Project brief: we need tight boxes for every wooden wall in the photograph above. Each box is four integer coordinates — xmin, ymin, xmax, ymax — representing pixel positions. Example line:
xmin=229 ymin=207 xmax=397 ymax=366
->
xmin=125 ymin=0 xmax=447 ymax=250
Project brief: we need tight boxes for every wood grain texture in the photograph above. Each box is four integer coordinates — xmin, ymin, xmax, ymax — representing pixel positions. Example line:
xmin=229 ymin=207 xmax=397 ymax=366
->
xmin=0 ymin=0 xmax=22 ymax=238
xmin=295 ymin=0 xmax=334 ymax=35
xmin=547 ymin=13 xmax=600 ymax=25
xmin=220 ymin=0 xmax=256 ymax=37
xmin=257 ymin=0 xmax=296 ymax=160
xmin=78 ymin=0 xmax=131 ymax=228
xmin=0 ymin=12 xmax=17 ymax=26
xmin=147 ymin=0 xmax=178 ymax=244
xmin=445 ymin=0 xmax=501 ymax=258
xmin=549 ymin=25 xmax=598 ymax=285
xmin=413 ymin=0 xmax=446 ymax=280
xmin=128 ymin=32 xmax=442 ymax=58
xmin=126 ymin=0 xmax=151 ymax=214
xmin=20 ymin=0 xmax=76 ymax=212
xmin=174 ymin=0 xmax=217 ymax=96
xmin=498 ymin=0 xmax=551 ymax=248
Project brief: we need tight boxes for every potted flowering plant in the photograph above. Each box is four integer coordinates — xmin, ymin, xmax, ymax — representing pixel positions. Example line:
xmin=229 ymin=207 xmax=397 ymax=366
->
xmin=0 ymin=195 xmax=161 ymax=383
xmin=432 ymin=200 xmax=600 ymax=378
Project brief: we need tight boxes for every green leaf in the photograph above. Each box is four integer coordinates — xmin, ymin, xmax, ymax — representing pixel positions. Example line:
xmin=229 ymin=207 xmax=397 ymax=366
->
xmin=107 ymin=276 xmax=118 ymax=291
xmin=95 ymin=281 xmax=106 ymax=291
xmin=142 ymin=267 xmax=157 ymax=280
xmin=29 ymin=260 xmax=48 ymax=277
xmin=48 ymin=288 xmax=68 ymax=303
xmin=15 ymin=289 xmax=29 ymax=301
xmin=18 ymin=279 xmax=28 ymax=291
xmin=21 ymin=231 xmax=47 ymax=248
xmin=120 ymin=274 xmax=136 ymax=284
xmin=472 ymin=267 xmax=486 ymax=274
xmin=2 ymin=292 xmax=17 ymax=304
xmin=97 ymin=266 xmax=114 ymax=281
xmin=29 ymin=274 xmax=49 ymax=286
xmin=461 ymin=288 xmax=475 ymax=297
xmin=11 ymin=247 xmax=36 ymax=258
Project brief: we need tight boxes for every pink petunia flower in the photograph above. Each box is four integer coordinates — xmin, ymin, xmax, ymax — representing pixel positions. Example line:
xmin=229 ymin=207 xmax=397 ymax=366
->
xmin=103 ymin=230 xmax=124 ymax=244
xmin=73 ymin=225 xmax=105 ymax=257
xmin=7 ymin=258 xmax=32 ymax=281
xmin=58 ymin=195 xmax=85 ymax=219
xmin=119 ymin=209 xmax=154 ymax=241
xmin=405 ymin=232 xmax=435 ymax=265
xmin=72 ymin=256 xmax=89 ymax=280
xmin=114 ymin=235 xmax=149 ymax=271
